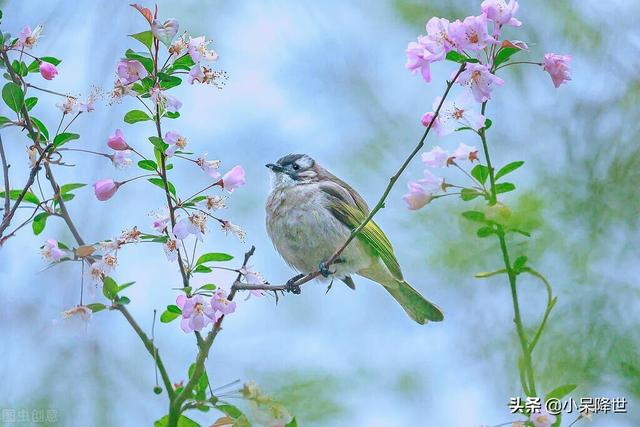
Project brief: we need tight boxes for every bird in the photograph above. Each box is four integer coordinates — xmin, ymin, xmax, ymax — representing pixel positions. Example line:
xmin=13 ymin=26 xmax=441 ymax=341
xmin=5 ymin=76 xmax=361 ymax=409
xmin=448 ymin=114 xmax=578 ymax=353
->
xmin=265 ymin=153 xmax=444 ymax=324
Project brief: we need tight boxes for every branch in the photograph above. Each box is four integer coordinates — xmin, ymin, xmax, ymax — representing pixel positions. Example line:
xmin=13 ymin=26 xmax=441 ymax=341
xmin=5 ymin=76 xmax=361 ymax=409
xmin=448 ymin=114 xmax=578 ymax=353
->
xmin=113 ymin=304 xmax=175 ymax=400
xmin=0 ymin=142 xmax=53 ymax=237
xmin=0 ymin=134 xmax=11 ymax=216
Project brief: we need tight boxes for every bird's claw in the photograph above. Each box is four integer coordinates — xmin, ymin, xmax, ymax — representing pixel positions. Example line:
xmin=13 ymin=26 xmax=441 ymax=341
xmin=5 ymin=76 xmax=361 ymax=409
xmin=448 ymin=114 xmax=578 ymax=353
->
xmin=319 ymin=261 xmax=333 ymax=278
xmin=285 ymin=273 xmax=304 ymax=294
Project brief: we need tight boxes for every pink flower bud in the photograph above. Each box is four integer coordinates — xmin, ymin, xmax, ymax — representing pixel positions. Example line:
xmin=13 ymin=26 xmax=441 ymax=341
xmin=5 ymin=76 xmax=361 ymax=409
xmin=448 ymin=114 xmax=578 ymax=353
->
xmin=421 ymin=112 xmax=437 ymax=127
xmin=220 ymin=165 xmax=245 ymax=192
xmin=107 ymin=129 xmax=129 ymax=150
xmin=39 ymin=62 xmax=58 ymax=80
xmin=93 ymin=179 xmax=120 ymax=201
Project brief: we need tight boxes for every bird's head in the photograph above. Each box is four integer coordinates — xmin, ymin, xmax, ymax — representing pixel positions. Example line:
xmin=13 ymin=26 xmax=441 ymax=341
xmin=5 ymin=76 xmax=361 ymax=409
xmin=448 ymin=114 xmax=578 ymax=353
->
xmin=266 ymin=154 xmax=318 ymax=189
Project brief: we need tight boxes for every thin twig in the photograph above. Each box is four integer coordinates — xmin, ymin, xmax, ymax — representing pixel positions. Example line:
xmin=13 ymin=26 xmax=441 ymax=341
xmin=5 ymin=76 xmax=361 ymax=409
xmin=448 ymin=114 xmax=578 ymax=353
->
xmin=0 ymin=134 xmax=10 ymax=217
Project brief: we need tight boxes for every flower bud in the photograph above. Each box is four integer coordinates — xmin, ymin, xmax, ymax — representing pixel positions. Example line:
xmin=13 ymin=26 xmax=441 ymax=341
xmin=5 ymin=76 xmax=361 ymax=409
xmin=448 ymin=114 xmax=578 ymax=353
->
xmin=39 ymin=62 xmax=58 ymax=80
xmin=93 ymin=179 xmax=120 ymax=201
xmin=220 ymin=165 xmax=245 ymax=192
xmin=107 ymin=129 xmax=129 ymax=150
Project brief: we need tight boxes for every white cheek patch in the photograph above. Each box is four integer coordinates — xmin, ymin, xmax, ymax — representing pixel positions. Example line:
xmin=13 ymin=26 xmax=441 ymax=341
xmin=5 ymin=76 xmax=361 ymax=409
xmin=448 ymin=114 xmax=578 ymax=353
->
xmin=297 ymin=156 xmax=313 ymax=169
xmin=270 ymin=171 xmax=295 ymax=189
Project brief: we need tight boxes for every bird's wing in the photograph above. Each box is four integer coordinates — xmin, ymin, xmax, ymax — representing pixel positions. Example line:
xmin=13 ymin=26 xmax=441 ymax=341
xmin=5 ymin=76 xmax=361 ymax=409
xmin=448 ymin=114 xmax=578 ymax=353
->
xmin=318 ymin=171 xmax=370 ymax=213
xmin=323 ymin=190 xmax=404 ymax=281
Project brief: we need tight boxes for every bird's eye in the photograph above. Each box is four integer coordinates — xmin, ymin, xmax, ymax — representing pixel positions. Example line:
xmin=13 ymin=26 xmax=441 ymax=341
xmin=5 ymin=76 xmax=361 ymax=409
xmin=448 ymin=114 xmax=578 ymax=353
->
xmin=292 ymin=164 xmax=300 ymax=170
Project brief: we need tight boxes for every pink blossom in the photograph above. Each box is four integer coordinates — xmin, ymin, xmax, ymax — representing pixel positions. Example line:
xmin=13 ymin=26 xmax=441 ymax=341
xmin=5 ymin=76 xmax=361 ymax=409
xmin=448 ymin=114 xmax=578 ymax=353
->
xmin=111 ymin=150 xmax=132 ymax=169
xmin=163 ymin=239 xmax=178 ymax=262
xmin=405 ymin=37 xmax=434 ymax=83
xmin=187 ymin=36 xmax=219 ymax=63
xmin=530 ymin=406 xmax=556 ymax=427
xmin=220 ymin=166 xmax=245 ymax=192
xmin=211 ymin=288 xmax=236 ymax=320
xmin=188 ymin=66 xmax=205 ymax=84
xmin=176 ymin=295 xmax=215 ymax=333
xmin=481 ymin=0 xmax=521 ymax=30
xmin=424 ymin=17 xmax=456 ymax=58
xmin=107 ymin=129 xmax=129 ymax=151
xmin=17 ymin=25 xmax=43 ymax=48
xmin=240 ymin=266 xmax=266 ymax=299
xmin=62 ymin=305 xmax=92 ymax=322
xmin=39 ymin=62 xmax=58 ymax=80
xmin=542 ymin=53 xmax=572 ymax=88
xmin=173 ymin=213 xmax=207 ymax=241
xmin=421 ymin=112 xmax=439 ymax=128
xmin=93 ymin=179 xmax=119 ymax=201
xmin=221 ymin=221 xmax=246 ymax=242
xmin=419 ymin=169 xmax=445 ymax=191
xmin=421 ymin=146 xmax=450 ymax=168
xmin=152 ymin=211 xmax=171 ymax=233
xmin=431 ymin=91 xmax=486 ymax=136
xmin=116 ymin=60 xmax=147 ymax=85
xmin=164 ymin=131 xmax=186 ymax=157
xmin=451 ymin=143 xmax=479 ymax=162
xmin=41 ymin=239 xmax=64 ymax=262
xmin=196 ymin=155 xmax=221 ymax=178
xmin=402 ymin=181 xmax=433 ymax=210
xmin=166 ymin=95 xmax=182 ymax=112
xmin=449 ymin=14 xmax=495 ymax=51
xmin=457 ymin=63 xmax=504 ymax=103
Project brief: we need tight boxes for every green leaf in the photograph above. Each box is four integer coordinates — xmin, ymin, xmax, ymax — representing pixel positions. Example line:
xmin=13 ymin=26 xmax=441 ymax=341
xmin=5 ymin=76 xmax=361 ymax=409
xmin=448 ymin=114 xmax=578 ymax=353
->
xmin=149 ymin=136 xmax=169 ymax=151
xmin=158 ymin=72 xmax=182 ymax=90
xmin=102 ymin=276 xmax=119 ymax=300
xmin=0 ymin=190 xmax=40 ymax=204
xmin=129 ymin=30 xmax=153 ymax=50
xmin=545 ymin=384 xmax=577 ymax=401
xmin=124 ymin=109 xmax=152 ymax=124
xmin=53 ymin=132 xmax=79 ymax=148
xmin=285 ymin=418 xmax=298 ymax=427
xmin=118 ymin=281 xmax=135 ymax=292
xmin=30 ymin=116 xmax=49 ymax=140
xmin=124 ymin=49 xmax=154 ymax=74
xmin=86 ymin=303 xmax=106 ymax=313
xmin=495 ymin=161 xmax=524 ymax=180
xmin=166 ymin=304 xmax=182 ymax=314
xmin=193 ymin=265 xmax=213 ymax=273
xmin=196 ymin=252 xmax=234 ymax=265
xmin=0 ymin=116 xmax=12 ymax=127
xmin=476 ymin=226 xmax=495 ymax=238
xmin=165 ymin=111 xmax=180 ymax=119
xmin=513 ymin=255 xmax=528 ymax=271
xmin=493 ymin=47 xmax=520 ymax=68
xmin=25 ymin=97 xmax=37 ymax=111
xmin=198 ymin=284 xmax=217 ymax=291
xmin=470 ymin=164 xmax=489 ymax=185
xmin=32 ymin=212 xmax=48 ymax=235
xmin=445 ymin=51 xmax=479 ymax=64
xmin=154 ymin=415 xmax=201 ymax=427
xmin=117 ymin=296 xmax=131 ymax=305
xmin=495 ymin=182 xmax=516 ymax=194
xmin=168 ymin=54 xmax=195 ymax=72
xmin=160 ymin=310 xmax=180 ymax=323
xmin=60 ymin=183 xmax=86 ymax=194
xmin=216 ymin=403 xmax=244 ymax=419
xmin=11 ymin=60 xmax=28 ymax=76
xmin=461 ymin=210 xmax=486 ymax=223
xmin=460 ymin=188 xmax=482 ymax=201
xmin=484 ymin=118 xmax=492 ymax=130
xmin=2 ymin=82 xmax=24 ymax=112
xmin=148 ymin=178 xmax=176 ymax=195
xmin=137 ymin=159 xmax=158 ymax=171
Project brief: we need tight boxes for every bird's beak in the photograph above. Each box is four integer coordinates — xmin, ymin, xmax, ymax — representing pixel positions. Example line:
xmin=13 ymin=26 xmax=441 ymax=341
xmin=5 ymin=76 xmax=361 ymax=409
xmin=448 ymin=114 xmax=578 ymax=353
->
xmin=265 ymin=163 xmax=284 ymax=173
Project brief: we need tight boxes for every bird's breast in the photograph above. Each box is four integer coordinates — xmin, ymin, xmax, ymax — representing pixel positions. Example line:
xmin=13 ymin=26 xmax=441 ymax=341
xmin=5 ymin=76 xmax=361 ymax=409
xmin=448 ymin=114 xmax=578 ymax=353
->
xmin=266 ymin=185 xmax=369 ymax=275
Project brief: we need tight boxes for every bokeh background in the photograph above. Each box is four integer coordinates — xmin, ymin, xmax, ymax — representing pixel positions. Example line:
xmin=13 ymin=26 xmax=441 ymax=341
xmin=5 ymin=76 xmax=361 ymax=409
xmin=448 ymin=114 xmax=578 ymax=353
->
xmin=0 ymin=0 xmax=638 ymax=426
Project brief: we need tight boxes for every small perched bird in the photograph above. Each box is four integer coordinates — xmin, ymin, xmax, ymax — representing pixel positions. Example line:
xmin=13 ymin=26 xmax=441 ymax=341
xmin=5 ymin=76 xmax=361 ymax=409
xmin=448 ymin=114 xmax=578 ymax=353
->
xmin=265 ymin=154 xmax=443 ymax=324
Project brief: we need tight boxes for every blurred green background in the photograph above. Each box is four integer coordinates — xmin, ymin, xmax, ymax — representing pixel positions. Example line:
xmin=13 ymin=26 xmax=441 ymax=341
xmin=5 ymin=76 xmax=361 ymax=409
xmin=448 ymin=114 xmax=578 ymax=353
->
xmin=0 ymin=0 xmax=637 ymax=426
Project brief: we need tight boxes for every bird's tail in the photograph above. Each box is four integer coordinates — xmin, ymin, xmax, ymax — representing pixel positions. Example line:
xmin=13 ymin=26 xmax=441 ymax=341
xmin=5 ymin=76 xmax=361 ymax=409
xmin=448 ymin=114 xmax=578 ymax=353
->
xmin=383 ymin=280 xmax=444 ymax=324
